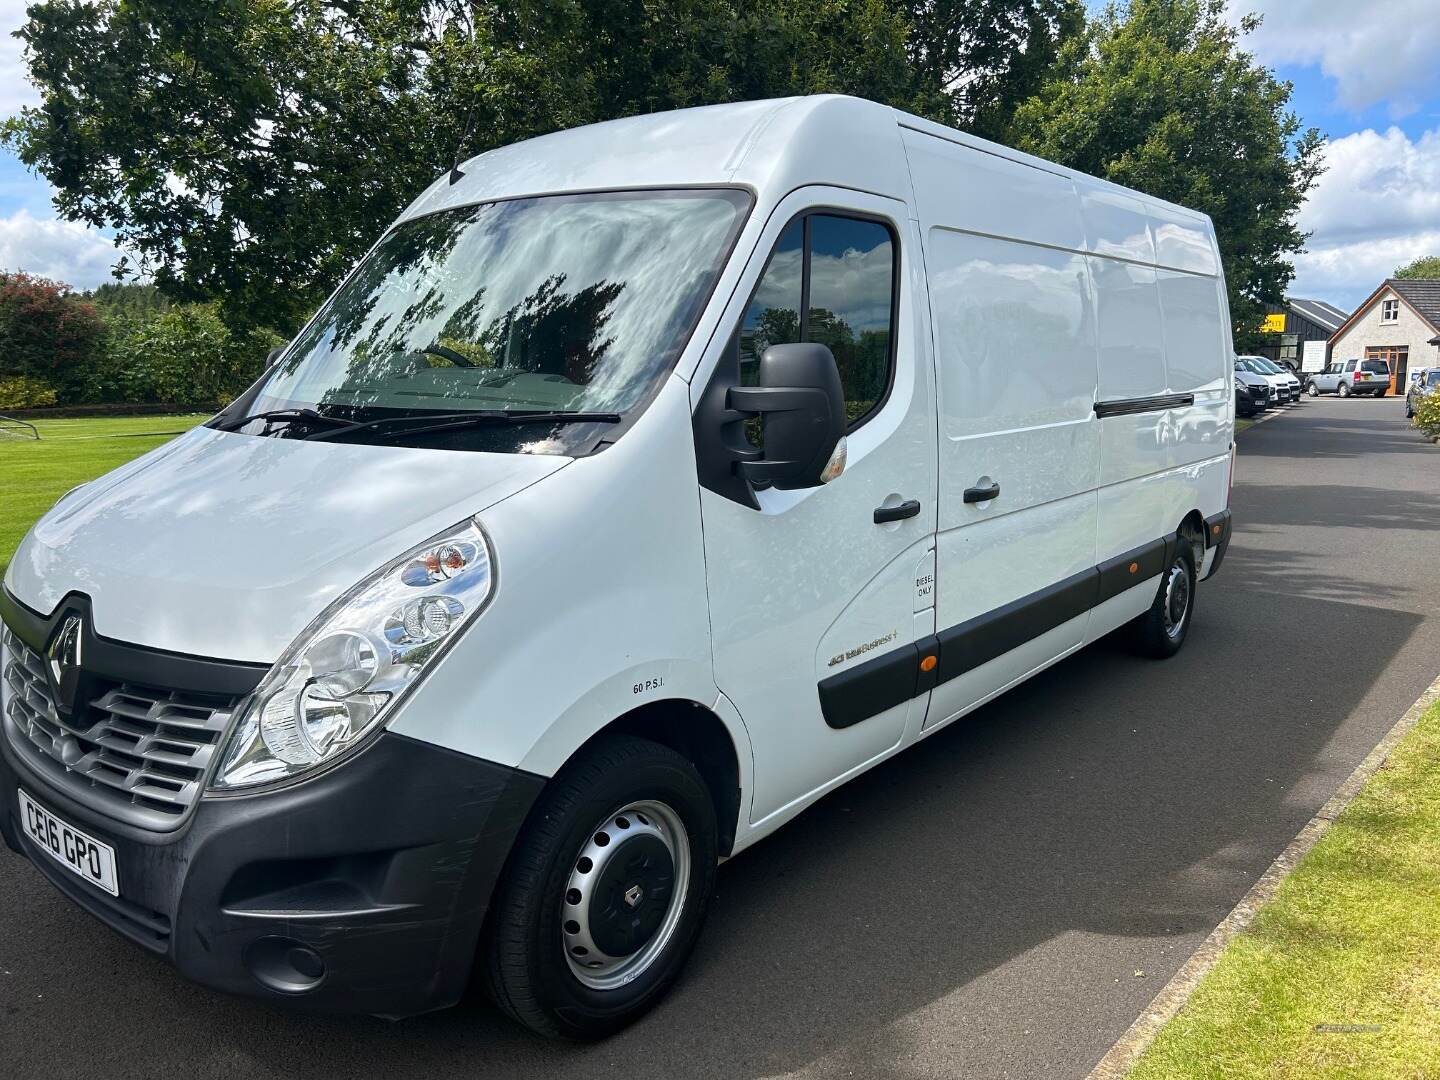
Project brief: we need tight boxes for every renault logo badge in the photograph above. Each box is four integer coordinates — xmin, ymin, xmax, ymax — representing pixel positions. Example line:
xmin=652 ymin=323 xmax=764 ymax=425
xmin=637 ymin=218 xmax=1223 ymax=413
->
xmin=46 ymin=615 xmax=84 ymax=714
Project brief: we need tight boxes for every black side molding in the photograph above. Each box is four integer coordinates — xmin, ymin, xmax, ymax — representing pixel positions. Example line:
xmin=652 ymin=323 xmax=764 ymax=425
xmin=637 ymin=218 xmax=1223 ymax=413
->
xmin=934 ymin=568 xmax=1098 ymax=685
xmin=1094 ymin=393 xmax=1195 ymax=418
xmin=816 ymin=529 xmax=1200 ymax=730
xmin=1202 ymin=509 xmax=1233 ymax=581
xmin=1096 ymin=538 xmax=1169 ymax=606
xmin=819 ymin=641 xmax=924 ymax=729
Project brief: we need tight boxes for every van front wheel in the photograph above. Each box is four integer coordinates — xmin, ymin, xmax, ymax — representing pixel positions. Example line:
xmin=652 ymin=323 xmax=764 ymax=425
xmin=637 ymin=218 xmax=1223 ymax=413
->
xmin=482 ymin=735 xmax=718 ymax=1040
xmin=1131 ymin=546 xmax=1196 ymax=659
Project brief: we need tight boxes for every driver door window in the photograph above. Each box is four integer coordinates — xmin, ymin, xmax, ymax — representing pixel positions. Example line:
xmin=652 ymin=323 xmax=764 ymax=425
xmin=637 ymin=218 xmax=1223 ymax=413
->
xmin=736 ymin=211 xmax=897 ymax=434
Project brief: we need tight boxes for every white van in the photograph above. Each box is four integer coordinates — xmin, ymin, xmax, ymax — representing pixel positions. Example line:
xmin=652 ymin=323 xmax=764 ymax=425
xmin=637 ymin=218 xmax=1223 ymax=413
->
xmin=0 ymin=96 xmax=1234 ymax=1038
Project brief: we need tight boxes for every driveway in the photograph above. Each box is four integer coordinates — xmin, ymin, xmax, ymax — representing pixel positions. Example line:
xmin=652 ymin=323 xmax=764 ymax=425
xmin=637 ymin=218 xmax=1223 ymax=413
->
xmin=3 ymin=396 xmax=1438 ymax=1079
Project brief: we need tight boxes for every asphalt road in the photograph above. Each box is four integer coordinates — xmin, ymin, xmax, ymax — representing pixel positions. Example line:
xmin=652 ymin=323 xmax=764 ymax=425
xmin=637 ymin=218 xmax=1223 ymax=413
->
xmin=4 ymin=395 xmax=1439 ymax=1079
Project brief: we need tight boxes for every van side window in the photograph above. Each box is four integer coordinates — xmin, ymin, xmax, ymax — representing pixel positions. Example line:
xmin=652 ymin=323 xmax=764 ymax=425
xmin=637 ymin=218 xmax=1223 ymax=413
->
xmin=807 ymin=215 xmax=895 ymax=424
xmin=739 ymin=220 xmax=804 ymax=385
xmin=738 ymin=212 xmax=897 ymax=432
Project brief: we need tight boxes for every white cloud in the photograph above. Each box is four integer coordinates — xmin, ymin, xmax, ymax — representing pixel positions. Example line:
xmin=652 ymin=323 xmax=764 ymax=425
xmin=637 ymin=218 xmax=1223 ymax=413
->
xmin=0 ymin=0 xmax=39 ymax=116
xmin=0 ymin=209 xmax=126 ymax=289
xmin=0 ymin=6 xmax=138 ymax=291
xmin=1230 ymin=0 xmax=1440 ymax=117
xmin=1291 ymin=126 xmax=1440 ymax=308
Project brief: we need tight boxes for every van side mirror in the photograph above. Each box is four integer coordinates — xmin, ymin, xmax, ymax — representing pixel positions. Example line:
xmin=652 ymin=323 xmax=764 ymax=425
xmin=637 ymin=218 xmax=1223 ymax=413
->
xmin=728 ymin=343 xmax=845 ymax=490
xmin=265 ymin=345 xmax=287 ymax=369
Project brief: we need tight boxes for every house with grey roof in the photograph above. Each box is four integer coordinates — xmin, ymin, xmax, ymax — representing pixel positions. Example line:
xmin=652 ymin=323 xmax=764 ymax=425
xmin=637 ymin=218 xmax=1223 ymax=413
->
xmin=1258 ymin=296 xmax=1349 ymax=368
xmin=1327 ymin=279 xmax=1440 ymax=393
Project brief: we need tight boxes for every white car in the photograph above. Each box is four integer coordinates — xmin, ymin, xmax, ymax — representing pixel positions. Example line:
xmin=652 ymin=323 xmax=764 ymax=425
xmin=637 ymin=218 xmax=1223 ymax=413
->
xmin=1237 ymin=355 xmax=1300 ymax=402
xmin=0 ymin=95 xmax=1234 ymax=1039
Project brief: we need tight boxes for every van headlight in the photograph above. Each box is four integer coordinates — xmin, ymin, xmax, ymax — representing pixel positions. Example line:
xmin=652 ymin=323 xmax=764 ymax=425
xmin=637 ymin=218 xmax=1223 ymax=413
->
xmin=210 ymin=518 xmax=495 ymax=791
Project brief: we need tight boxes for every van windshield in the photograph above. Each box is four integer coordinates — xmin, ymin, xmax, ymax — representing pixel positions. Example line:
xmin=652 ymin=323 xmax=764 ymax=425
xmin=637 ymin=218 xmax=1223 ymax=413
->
xmin=226 ymin=189 xmax=750 ymax=454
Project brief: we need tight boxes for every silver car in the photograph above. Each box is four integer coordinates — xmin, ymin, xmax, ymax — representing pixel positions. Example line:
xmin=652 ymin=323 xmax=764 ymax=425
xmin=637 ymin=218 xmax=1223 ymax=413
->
xmin=1406 ymin=368 xmax=1439 ymax=418
xmin=1306 ymin=357 xmax=1391 ymax=397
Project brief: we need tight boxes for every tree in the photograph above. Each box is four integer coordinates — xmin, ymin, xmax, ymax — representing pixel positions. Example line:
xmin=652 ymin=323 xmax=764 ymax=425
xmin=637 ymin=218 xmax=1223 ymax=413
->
xmin=902 ymin=0 xmax=1087 ymax=139
xmin=0 ymin=272 xmax=107 ymax=402
xmin=4 ymin=0 xmax=1077 ymax=336
xmin=107 ymin=303 xmax=283 ymax=408
xmin=1394 ymin=255 xmax=1440 ymax=280
xmin=1008 ymin=0 xmax=1324 ymax=343
xmin=87 ymin=282 xmax=173 ymax=318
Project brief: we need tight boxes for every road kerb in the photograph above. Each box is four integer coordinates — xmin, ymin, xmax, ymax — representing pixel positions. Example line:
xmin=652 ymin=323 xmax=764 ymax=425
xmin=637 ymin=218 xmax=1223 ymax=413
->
xmin=1086 ymin=669 xmax=1440 ymax=1080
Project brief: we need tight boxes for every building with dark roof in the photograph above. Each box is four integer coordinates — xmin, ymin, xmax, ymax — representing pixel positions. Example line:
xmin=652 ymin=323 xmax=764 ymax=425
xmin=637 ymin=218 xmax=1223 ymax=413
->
xmin=1256 ymin=296 xmax=1348 ymax=368
xmin=1328 ymin=279 xmax=1440 ymax=392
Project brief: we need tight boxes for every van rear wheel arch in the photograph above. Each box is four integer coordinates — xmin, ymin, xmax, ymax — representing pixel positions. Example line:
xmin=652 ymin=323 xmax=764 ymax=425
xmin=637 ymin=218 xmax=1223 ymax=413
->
xmin=1177 ymin=511 xmax=1206 ymax=569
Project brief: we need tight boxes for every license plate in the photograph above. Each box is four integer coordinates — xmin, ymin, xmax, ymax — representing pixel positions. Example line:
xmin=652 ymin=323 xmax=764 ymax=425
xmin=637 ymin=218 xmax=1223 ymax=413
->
xmin=18 ymin=789 xmax=119 ymax=896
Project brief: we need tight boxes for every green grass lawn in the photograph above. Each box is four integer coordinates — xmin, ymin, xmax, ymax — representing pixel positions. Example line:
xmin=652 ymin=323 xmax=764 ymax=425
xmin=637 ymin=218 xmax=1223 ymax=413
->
xmin=0 ymin=414 xmax=208 ymax=572
xmin=1130 ymin=695 xmax=1440 ymax=1079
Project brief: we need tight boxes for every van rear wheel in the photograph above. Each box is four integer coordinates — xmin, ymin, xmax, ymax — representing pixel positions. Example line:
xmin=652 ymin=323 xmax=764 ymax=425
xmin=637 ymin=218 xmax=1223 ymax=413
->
xmin=482 ymin=735 xmax=718 ymax=1040
xmin=1131 ymin=545 xmax=1196 ymax=659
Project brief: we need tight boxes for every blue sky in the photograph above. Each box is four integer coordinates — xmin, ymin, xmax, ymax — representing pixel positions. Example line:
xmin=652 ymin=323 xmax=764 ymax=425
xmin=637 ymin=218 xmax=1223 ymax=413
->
xmin=2 ymin=0 xmax=1439 ymax=313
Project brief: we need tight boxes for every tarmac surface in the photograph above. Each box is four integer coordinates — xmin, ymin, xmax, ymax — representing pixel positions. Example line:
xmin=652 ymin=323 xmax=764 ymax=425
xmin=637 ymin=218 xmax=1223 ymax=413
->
xmin=3 ymin=394 xmax=1439 ymax=1079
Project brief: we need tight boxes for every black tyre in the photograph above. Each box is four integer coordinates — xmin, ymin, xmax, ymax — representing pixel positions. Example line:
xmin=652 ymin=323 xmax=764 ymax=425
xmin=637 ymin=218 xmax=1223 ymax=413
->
xmin=483 ymin=735 xmax=718 ymax=1040
xmin=1338 ymin=382 xmax=1351 ymax=397
xmin=1130 ymin=541 xmax=1197 ymax=659
xmin=1306 ymin=381 xmax=1319 ymax=397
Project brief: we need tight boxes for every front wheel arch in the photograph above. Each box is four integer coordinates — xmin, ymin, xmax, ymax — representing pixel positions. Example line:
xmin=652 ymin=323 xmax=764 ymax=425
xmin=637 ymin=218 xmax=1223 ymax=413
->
xmin=573 ymin=700 xmax=743 ymax=857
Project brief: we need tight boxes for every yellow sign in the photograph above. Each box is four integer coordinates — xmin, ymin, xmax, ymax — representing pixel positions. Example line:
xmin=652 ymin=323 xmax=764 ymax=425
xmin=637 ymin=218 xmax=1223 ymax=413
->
xmin=1261 ymin=313 xmax=1287 ymax=333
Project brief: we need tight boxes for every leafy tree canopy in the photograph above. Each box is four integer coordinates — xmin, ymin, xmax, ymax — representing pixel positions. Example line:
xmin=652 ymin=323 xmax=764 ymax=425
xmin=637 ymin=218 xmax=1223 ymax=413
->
xmin=1009 ymin=0 xmax=1323 ymax=343
xmin=5 ymin=0 xmax=1317 ymax=348
xmin=87 ymin=282 xmax=173 ymax=318
xmin=3 ymin=0 xmax=1080 ymax=336
xmin=1394 ymin=255 xmax=1440 ymax=280
xmin=0 ymin=271 xmax=107 ymax=400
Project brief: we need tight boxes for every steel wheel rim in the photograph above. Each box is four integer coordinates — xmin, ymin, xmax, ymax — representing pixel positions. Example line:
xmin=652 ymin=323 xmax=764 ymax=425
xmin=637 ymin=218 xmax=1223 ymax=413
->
xmin=1162 ymin=561 xmax=1191 ymax=638
xmin=560 ymin=799 xmax=691 ymax=991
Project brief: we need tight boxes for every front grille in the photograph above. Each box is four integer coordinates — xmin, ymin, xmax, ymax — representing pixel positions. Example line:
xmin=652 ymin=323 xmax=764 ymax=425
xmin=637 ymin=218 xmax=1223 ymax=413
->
xmin=2 ymin=624 xmax=240 ymax=831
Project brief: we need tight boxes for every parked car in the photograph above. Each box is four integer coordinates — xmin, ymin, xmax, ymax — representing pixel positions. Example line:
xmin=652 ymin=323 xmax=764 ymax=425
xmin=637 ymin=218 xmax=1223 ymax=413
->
xmin=1237 ymin=356 xmax=1298 ymax=403
xmin=1234 ymin=368 xmax=1272 ymax=415
xmin=1405 ymin=367 xmax=1440 ymax=418
xmin=1306 ymin=357 xmax=1391 ymax=397
xmin=1250 ymin=355 xmax=1302 ymax=401
xmin=0 ymin=95 xmax=1235 ymax=1040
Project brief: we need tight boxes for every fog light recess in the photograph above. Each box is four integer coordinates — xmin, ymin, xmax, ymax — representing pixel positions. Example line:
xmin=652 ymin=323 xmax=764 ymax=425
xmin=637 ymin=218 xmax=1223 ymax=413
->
xmin=243 ymin=936 xmax=327 ymax=994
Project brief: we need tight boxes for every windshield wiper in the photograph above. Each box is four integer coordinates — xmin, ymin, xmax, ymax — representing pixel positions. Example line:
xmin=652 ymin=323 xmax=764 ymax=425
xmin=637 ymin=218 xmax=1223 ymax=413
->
xmin=301 ymin=410 xmax=622 ymax=443
xmin=215 ymin=408 xmax=363 ymax=434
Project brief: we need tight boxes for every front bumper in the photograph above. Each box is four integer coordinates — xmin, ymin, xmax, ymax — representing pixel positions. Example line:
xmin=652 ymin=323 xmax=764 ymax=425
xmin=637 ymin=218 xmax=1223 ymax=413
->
xmin=0 ymin=728 xmax=545 ymax=1017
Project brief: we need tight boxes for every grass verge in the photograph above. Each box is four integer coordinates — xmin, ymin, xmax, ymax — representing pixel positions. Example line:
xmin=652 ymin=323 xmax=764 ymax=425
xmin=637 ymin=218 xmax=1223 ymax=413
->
xmin=0 ymin=414 xmax=206 ymax=573
xmin=1129 ymin=695 xmax=1440 ymax=1079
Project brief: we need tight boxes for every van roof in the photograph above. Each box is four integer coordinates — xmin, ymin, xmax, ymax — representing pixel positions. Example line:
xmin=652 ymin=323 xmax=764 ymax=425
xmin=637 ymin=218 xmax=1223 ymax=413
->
xmin=400 ymin=95 xmax=1211 ymax=230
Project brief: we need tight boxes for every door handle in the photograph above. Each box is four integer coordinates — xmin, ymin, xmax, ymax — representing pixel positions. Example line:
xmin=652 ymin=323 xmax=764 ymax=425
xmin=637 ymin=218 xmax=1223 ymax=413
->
xmin=873 ymin=499 xmax=921 ymax=524
xmin=963 ymin=481 xmax=1000 ymax=504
